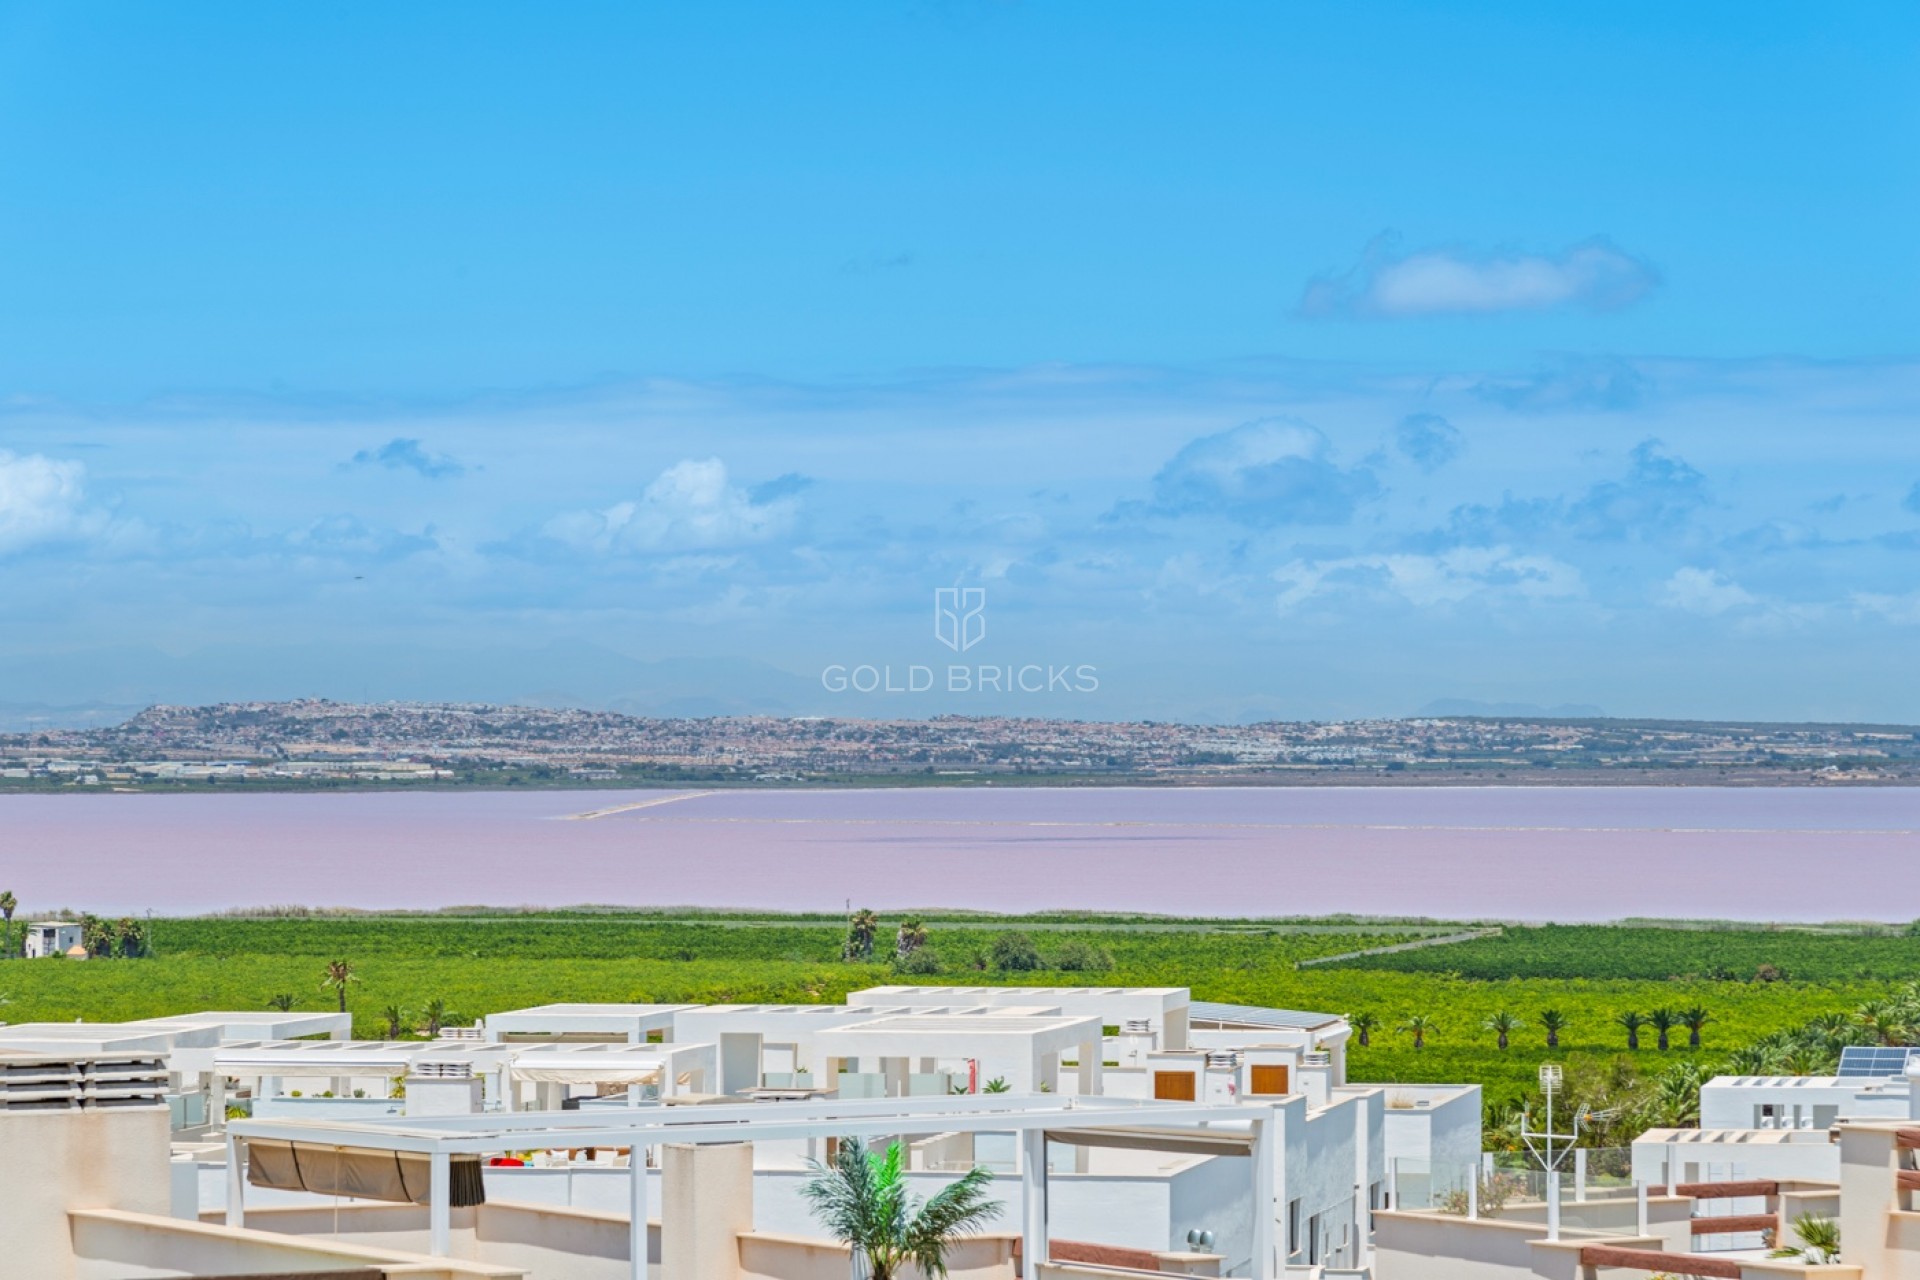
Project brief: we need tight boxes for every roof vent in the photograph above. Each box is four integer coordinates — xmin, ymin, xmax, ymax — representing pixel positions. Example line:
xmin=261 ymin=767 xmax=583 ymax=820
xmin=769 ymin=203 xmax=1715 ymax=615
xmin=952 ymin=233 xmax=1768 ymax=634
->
xmin=413 ymin=1061 xmax=476 ymax=1080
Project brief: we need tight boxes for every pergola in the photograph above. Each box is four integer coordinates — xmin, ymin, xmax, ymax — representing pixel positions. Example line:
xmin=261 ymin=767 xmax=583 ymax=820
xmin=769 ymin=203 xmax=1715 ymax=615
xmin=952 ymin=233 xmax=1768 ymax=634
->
xmin=213 ymin=1040 xmax=517 ymax=1111
xmin=225 ymin=1093 xmax=1283 ymax=1279
xmin=480 ymin=1003 xmax=691 ymax=1044
xmin=505 ymin=1041 xmax=716 ymax=1107
xmin=816 ymin=1012 xmax=1107 ymax=1096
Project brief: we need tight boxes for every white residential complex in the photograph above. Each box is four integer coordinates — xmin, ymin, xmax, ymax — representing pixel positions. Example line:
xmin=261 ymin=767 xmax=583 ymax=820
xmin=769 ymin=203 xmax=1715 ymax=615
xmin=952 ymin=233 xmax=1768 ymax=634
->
xmin=6 ymin=986 xmax=1920 ymax=1280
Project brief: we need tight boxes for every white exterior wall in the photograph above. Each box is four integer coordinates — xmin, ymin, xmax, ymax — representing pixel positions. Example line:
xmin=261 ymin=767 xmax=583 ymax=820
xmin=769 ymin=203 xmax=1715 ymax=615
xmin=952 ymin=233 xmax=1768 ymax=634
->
xmin=1285 ymin=1093 xmax=1369 ymax=1269
xmin=1700 ymin=1075 xmax=1907 ymax=1130
xmin=1630 ymin=1130 xmax=1841 ymax=1185
xmin=1379 ymin=1085 xmax=1482 ymax=1186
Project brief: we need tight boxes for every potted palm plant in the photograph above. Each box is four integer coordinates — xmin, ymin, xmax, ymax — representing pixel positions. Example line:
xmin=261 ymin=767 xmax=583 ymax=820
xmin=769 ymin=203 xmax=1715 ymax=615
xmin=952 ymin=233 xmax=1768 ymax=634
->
xmin=800 ymin=1137 xmax=1000 ymax=1279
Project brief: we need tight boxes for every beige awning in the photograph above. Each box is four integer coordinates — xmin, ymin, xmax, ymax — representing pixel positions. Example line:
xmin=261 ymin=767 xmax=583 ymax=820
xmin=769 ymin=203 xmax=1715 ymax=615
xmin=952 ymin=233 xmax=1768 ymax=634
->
xmin=1043 ymin=1126 xmax=1254 ymax=1156
xmin=245 ymin=1139 xmax=486 ymax=1206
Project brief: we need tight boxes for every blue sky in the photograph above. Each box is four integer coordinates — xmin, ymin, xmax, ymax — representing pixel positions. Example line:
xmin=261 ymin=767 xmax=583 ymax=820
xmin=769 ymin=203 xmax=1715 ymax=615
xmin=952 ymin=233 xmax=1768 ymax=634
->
xmin=1 ymin=2 xmax=1917 ymax=722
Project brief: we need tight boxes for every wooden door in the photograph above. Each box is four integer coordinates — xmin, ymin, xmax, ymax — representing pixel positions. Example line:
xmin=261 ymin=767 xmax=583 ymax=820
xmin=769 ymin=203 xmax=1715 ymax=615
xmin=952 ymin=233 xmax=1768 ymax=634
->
xmin=1152 ymin=1070 xmax=1197 ymax=1101
xmin=1250 ymin=1064 xmax=1290 ymax=1095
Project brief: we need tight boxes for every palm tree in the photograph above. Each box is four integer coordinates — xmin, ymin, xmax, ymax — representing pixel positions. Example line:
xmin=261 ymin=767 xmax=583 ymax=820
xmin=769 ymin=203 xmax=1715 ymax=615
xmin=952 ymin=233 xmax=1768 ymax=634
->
xmin=895 ymin=918 xmax=928 ymax=960
xmin=1680 ymin=1005 xmax=1712 ymax=1049
xmin=1616 ymin=1010 xmax=1646 ymax=1051
xmin=1648 ymin=1007 xmax=1678 ymax=1052
xmin=80 ymin=914 xmax=112 ymax=958
xmin=845 ymin=909 xmax=879 ymax=961
xmin=1769 ymin=1214 xmax=1840 ymax=1265
xmin=1856 ymin=998 xmax=1914 ymax=1047
xmin=382 ymin=1003 xmax=407 ymax=1039
xmin=1350 ymin=1012 xmax=1377 ymax=1048
xmin=1483 ymin=1011 xmax=1524 ymax=1051
xmin=265 ymin=993 xmax=296 ymax=1012
xmin=114 ymin=917 xmax=145 ymax=959
xmin=422 ymin=998 xmax=452 ymax=1037
xmin=800 ymin=1137 xmax=1001 ymax=1279
xmin=382 ymin=997 xmax=408 ymax=1043
xmin=1538 ymin=1009 xmax=1568 ymax=1049
xmin=320 ymin=959 xmax=357 ymax=1012
xmin=1397 ymin=1015 xmax=1436 ymax=1050
xmin=0 ymin=890 xmax=16 ymax=958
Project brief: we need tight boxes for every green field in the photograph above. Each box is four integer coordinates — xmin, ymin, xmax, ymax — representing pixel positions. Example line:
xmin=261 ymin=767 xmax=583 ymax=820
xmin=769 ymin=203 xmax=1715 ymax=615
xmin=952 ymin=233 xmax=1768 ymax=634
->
xmin=0 ymin=915 xmax=1906 ymax=1131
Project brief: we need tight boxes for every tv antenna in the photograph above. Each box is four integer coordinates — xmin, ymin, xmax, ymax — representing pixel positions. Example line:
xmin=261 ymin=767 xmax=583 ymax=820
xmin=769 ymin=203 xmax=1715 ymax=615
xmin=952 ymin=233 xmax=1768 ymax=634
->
xmin=1519 ymin=1064 xmax=1588 ymax=1173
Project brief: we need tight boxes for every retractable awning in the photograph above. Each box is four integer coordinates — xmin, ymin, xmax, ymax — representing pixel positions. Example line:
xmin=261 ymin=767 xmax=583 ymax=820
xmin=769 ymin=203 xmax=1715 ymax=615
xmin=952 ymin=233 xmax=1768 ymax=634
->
xmin=245 ymin=1139 xmax=486 ymax=1207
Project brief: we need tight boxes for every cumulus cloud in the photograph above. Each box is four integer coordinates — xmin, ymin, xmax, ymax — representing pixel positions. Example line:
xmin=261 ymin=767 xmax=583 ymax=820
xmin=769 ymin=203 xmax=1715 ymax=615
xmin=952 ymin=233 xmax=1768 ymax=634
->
xmin=0 ymin=451 xmax=106 ymax=554
xmin=1137 ymin=418 xmax=1379 ymax=526
xmin=1658 ymin=567 xmax=1757 ymax=616
xmin=1274 ymin=545 xmax=1583 ymax=611
xmin=1299 ymin=235 xmax=1657 ymax=319
xmin=1565 ymin=439 xmax=1708 ymax=540
xmin=1445 ymin=439 xmax=1708 ymax=545
xmin=543 ymin=458 xmax=800 ymax=553
xmin=1393 ymin=413 xmax=1465 ymax=472
xmin=1473 ymin=357 xmax=1651 ymax=412
xmin=347 ymin=438 xmax=466 ymax=479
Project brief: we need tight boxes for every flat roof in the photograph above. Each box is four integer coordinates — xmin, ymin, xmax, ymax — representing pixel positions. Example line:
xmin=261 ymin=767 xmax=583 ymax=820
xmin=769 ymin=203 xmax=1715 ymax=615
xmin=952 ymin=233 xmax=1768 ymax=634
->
xmin=213 ymin=1040 xmax=512 ymax=1075
xmin=1705 ymin=1076 xmax=1869 ymax=1088
xmin=1189 ymin=1002 xmax=1345 ymax=1032
xmin=851 ymin=985 xmax=1186 ymax=999
xmin=1637 ymin=1128 xmax=1835 ymax=1145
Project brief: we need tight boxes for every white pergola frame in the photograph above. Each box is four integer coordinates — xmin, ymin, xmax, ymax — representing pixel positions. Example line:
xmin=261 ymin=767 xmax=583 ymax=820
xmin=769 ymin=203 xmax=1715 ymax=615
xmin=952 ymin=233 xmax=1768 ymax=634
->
xmin=226 ymin=1093 xmax=1281 ymax=1279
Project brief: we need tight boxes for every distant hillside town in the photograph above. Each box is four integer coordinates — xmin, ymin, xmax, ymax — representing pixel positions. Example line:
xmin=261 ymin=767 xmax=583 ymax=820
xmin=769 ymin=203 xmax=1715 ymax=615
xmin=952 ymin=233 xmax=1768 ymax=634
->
xmin=0 ymin=699 xmax=1916 ymax=789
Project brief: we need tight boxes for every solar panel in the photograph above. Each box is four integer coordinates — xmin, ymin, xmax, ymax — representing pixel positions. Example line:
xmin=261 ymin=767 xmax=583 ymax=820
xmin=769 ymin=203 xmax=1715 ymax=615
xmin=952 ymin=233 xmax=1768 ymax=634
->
xmin=1836 ymin=1045 xmax=1919 ymax=1077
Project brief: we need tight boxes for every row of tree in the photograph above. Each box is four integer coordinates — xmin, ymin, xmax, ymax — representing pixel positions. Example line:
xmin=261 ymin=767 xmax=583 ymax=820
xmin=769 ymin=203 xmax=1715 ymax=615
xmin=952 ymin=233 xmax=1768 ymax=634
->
xmin=272 ymin=960 xmax=462 ymax=1037
xmin=841 ymin=909 xmax=926 ymax=962
xmin=1350 ymin=1005 xmax=1713 ymax=1051
xmin=839 ymin=911 xmax=1115 ymax=975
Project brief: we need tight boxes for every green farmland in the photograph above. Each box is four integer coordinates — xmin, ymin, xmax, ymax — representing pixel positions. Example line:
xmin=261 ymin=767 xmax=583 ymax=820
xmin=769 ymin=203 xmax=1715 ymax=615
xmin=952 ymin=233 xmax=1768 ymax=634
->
xmin=0 ymin=913 xmax=1910 ymax=1133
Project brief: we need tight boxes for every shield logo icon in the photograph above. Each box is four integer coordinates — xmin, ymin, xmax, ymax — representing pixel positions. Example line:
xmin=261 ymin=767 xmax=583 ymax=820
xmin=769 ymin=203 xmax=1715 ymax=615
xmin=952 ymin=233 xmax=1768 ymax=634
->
xmin=934 ymin=587 xmax=986 ymax=652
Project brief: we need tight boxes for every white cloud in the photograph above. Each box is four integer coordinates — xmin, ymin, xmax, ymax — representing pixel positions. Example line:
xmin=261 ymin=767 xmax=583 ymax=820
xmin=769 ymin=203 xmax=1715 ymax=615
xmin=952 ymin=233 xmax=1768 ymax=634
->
xmin=0 ymin=451 xmax=105 ymax=555
xmin=1658 ymin=567 xmax=1757 ymax=616
xmin=1300 ymin=236 xmax=1657 ymax=319
xmin=1139 ymin=418 xmax=1379 ymax=526
xmin=1274 ymin=546 xmax=1583 ymax=611
xmin=543 ymin=458 xmax=799 ymax=553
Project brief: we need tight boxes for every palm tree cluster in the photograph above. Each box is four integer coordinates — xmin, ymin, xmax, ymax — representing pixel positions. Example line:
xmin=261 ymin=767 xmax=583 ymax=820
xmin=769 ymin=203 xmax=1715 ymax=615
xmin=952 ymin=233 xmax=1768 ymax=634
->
xmin=1718 ymin=988 xmax=1920 ymax=1076
xmin=800 ymin=1137 xmax=1001 ymax=1280
xmin=377 ymin=998 xmax=458 ymax=1039
xmin=78 ymin=915 xmax=149 ymax=959
xmin=1354 ymin=1006 xmax=1710 ymax=1054
xmin=1611 ymin=1006 xmax=1711 ymax=1051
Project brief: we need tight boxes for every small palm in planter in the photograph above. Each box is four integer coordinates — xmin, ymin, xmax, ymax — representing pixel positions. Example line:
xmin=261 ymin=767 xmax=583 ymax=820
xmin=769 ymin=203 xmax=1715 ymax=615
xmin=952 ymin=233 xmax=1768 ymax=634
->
xmin=1769 ymin=1213 xmax=1840 ymax=1265
xmin=801 ymin=1137 xmax=1001 ymax=1279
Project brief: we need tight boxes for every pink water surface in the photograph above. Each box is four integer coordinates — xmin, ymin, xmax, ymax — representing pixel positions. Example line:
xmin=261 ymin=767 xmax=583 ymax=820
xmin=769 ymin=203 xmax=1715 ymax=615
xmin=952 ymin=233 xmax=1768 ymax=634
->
xmin=2 ymin=786 xmax=1916 ymax=920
